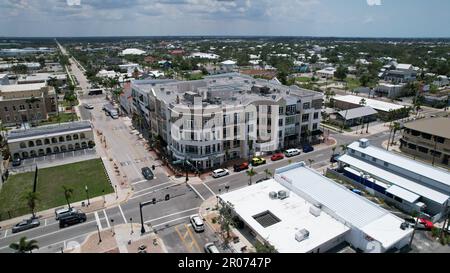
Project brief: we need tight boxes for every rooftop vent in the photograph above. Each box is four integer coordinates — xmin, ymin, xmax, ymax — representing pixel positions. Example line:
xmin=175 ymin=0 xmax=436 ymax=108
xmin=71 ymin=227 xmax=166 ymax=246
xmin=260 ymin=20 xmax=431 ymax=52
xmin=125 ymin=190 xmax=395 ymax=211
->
xmin=309 ymin=205 xmax=321 ymax=217
xmin=269 ymin=191 xmax=278 ymax=199
xmin=359 ymin=138 xmax=370 ymax=148
xmin=295 ymin=229 xmax=310 ymax=242
xmin=278 ymin=190 xmax=289 ymax=200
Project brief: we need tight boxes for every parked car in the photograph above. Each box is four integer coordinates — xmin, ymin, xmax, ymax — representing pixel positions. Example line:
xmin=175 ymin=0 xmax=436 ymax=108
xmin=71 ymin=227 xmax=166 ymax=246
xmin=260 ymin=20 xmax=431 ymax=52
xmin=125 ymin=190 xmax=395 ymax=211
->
xmin=403 ymin=217 xmax=434 ymax=230
xmin=418 ymin=218 xmax=434 ymax=230
xmin=141 ymin=167 xmax=154 ymax=180
xmin=330 ymin=154 xmax=340 ymax=163
xmin=55 ymin=207 xmax=78 ymax=220
xmin=271 ymin=153 xmax=284 ymax=161
xmin=59 ymin=212 xmax=87 ymax=228
xmin=11 ymin=218 xmax=40 ymax=234
xmin=190 ymin=214 xmax=205 ymax=232
xmin=204 ymin=243 xmax=220 ymax=253
xmin=285 ymin=149 xmax=301 ymax=157
xmin=251 ymin=157 xmax=266 ymax=166
xmin=302 ymin=144 xmax=314 ymax=153
xmin=233 ymin=162 xmax=249 ymax=172
xmin=212 ymin=168 xmax=229 ymax=178
xmin=12 ymin=158 xmax=22 ymax=167
xmin=83 ymin=103 xmax=94 ymax=110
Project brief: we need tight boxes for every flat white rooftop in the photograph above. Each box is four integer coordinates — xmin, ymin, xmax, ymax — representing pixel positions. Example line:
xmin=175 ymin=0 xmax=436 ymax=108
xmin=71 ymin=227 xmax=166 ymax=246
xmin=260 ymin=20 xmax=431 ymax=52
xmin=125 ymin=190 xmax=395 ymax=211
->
xmin=347 ymin=141 xmax=450 ymax=190
xmin=339 ymin=154 xmax=449 ymax=204
xmin=274 ymin=163 xmax=412 ymax=250
xmin=219 ymin=179 xmax=350 ymax=253
xmin=0 ymin=82 xmax=46 ymax=92
xmin=335 ymin=95 xmax=405 ymax=112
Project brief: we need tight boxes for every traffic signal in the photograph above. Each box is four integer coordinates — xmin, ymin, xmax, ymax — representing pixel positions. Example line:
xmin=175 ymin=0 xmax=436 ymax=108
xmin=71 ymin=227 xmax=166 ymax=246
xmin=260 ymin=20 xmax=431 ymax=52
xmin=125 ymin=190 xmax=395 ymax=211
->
xmin=165 ymin=194 xmax=170 ymax=201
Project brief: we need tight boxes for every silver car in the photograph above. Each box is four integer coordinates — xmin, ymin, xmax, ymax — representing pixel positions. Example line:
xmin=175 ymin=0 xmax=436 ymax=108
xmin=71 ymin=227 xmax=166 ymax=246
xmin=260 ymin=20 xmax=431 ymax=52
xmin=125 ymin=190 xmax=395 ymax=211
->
xmin=12 ymin=218 xmax=40 ymax=234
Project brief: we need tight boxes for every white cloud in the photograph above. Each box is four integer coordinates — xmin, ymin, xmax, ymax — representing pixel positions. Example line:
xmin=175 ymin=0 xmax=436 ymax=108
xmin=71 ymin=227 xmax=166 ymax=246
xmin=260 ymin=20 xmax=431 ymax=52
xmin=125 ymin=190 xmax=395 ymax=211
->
xmin=366 ymin=0 xmax=381 ymax=6
xmin=67 ymin=0 xmax=81 ymax=6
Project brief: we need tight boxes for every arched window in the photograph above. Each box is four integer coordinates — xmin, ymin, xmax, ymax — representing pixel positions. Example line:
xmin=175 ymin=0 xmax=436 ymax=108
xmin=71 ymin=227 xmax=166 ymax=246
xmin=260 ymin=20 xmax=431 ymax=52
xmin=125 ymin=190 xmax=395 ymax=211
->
xmin=59 ymin=136 xmax=65 ymax=142
xmin=68 ymin=144 xmax=74 ymax=151
xmin=73 ymin=134 xmax=79 ymax=140
xmin=30 ymin=150 xmax=37 ymax=157
xmin=13 ymin=153 xmax=20 ymax=159
xmin=53 ymin=147 xmax=60 ymax=153
xmin=44 ymin=139 xmax=50 ymax=145
xmin=22 ymin=152 xmax=29 ymax=158
xmin=81 ymin=142 xmax=87 ymax=148
xmin=36 ymin=139 xmax=43 ymax=146
xmin=75 ymin=143 xmax=81 ymax=150
xmin=80 ymin=133 xmax=86 ymax=139
xmin=61 ymin=145 xmax=67 ymax=152
xmin=20 ymin=142 xmax=27 ymax=149
xmin=46 ymin=147 xmax=52 ymax=154
xmin=28 ymin=141 xmax=35 ymax=147
xmin=66 ymin=135 xmax=72 ymax=141
xmin=52 ymin=137 xmax=58 ymax=144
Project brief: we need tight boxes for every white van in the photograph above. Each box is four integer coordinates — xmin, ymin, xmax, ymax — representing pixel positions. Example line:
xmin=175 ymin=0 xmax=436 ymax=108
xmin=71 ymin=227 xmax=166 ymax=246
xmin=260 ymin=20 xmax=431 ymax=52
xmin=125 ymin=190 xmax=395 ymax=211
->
xmin=204 ymin=243 xmax=220 ymax=253
xmin=285 ymin=148 xmax=301 ymax=157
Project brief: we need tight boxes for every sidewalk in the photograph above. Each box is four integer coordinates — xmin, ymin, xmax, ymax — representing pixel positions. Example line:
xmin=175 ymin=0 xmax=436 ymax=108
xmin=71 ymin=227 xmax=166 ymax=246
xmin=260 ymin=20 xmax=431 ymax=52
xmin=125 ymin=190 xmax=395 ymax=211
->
xmin=65 ymin=223 xmax=167 ymax=253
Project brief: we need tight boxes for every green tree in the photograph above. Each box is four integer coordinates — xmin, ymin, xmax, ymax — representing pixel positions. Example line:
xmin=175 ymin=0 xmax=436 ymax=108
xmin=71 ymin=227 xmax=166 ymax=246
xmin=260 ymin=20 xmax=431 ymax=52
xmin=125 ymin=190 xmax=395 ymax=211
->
xmin=64 ymin=91 xmax=78 ymax=122
xmin=217 ymin=202 xmax=235 ymax=244
xmin=23 ymin=192 xmax=39 ymax=219
xmin=62 ymin=186 xmax=74 ymax=209
xmin=246 ymin=168 xmax=257 ymax=185
xmin=254 ymin=241 xmax=277 ymax=253
xmin=9 ymin=237 xmax=39 ymax=253
xmin=334 ymin=66 xmax=348 ymax=81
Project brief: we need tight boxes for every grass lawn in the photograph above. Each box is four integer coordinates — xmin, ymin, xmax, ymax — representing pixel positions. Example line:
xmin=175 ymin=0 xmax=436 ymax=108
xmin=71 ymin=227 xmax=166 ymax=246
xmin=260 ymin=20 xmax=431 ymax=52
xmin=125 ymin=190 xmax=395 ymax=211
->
xmin=0 ymin=159 xmax=113 ymax=220
xmin=295 ymin=77 xmax=311 ymax=83
xmin=345 ymin=78 xmax=362 ymax=90
xmin=40 ymin=113 xmax=78 ymax=126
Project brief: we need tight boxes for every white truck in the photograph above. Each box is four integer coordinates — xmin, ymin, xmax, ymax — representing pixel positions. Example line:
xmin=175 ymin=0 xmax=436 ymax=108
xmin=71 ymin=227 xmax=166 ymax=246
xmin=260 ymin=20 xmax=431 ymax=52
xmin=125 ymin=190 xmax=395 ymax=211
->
xmin=103 ymin=104 xmax=119 ymax=119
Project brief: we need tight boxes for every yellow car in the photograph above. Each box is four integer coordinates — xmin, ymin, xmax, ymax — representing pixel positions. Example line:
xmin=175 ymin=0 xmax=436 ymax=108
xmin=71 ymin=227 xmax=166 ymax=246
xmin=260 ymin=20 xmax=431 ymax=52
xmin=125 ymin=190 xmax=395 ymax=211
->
xmin=251 ymin=157 xmax=266 ymax=166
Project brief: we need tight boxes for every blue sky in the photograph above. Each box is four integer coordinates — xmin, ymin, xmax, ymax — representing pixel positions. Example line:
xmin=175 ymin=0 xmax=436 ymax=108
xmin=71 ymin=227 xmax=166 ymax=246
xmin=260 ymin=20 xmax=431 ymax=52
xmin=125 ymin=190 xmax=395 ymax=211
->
xmin=0 ymin=0 xmax=449 ymax=37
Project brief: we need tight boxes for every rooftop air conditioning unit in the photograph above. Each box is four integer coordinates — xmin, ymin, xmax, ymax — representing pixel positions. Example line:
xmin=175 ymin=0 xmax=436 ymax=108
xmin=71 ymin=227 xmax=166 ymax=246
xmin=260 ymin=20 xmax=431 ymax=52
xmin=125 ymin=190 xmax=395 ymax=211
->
xmin=309 ymin=205 xmax=321 ymax=217
xmin=359 ymin=138 xmax=370 ymax=148
xmin=295 ymin=229 xmax=310 ymax=242
xmin=278 ymin=190 xmax=289 ymax=200
xmin=269 ymin=191 xmax=278 ymax=199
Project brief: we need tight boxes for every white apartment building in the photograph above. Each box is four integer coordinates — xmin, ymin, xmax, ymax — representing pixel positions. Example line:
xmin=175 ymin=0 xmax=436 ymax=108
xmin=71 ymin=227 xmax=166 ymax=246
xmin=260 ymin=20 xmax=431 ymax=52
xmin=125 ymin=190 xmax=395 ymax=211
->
xmin=131 ymin=73 xmax=323 ymax=170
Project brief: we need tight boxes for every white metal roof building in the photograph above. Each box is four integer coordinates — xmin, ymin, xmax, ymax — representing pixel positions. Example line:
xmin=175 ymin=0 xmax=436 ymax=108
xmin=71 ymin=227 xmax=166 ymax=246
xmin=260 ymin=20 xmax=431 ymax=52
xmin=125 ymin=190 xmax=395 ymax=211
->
xmin=334 ymin=95 xmax=405 ymax=113
xmin=220 ymin=162 xmax=413 ymax=253
xmin=337 ymin=139 xmax=450 ymax=220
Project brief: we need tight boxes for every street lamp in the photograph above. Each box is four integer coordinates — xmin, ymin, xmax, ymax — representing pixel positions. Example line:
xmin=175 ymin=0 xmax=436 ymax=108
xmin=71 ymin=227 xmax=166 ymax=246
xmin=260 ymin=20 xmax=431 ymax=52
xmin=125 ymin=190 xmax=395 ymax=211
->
xmin=96 ymin=224 xmax=102 ymax=243
xmin=111 ymin=218 xmax=115 ymax=236
xmin=130 ymin=217 xmax=134 ymax=235
xmin=85 ymin=185 xmax=90 ymax=206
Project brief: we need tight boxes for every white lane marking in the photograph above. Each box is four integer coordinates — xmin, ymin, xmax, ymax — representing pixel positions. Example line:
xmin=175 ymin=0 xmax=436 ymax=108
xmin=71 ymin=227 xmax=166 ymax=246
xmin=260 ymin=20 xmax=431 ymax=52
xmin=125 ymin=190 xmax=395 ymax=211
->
xmin=132 ymin=179 xmax=148 ymax=185
xmin=103 ymin=209 xmax=111 ymax=228
xmin=118 ymin=205 xmax=127 ymax=224
xmin=202 ymin=183 xmax=216 ymax=197
xmin=133 ymin=181 xmax=173 ymax=195
xmin=187 ymin=184 xmax=205 ymax=201
xmin=44 ymin=219 xmax=47 ymax=226
xmin=153 ymin=216 xmax=191 ymax=228
xmin=0 ymin=219 xmax=97 ymax=251
xmin=3 ymin=230 xmax=7 ymax=238
xmin=144 ymin=207 xmax=200 ymax=224
xmin=94 ymin=211 xmax=103 ymax=230
xmin=130 ymin=182 xmax=177 ymax=201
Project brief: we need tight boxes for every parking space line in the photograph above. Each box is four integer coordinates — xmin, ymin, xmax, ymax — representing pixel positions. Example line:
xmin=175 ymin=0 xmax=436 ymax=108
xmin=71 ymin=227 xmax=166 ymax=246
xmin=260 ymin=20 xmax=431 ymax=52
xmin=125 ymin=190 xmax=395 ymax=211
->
xmin=118 ymin=205 xmax=127 ymax=224
xmin=133 ymin=181 xmax=173 ymax=195
xmin=103 ymin=209 xmax=111 ymax=228
xmin=130 ymin=182 xmax=178 ymax=200
xmin=131 ymin=179 xmax=148 ymax=185
xmin=185 ymin=224 xmax=201 ymax=252
xmin=94 ymin=211 xmax=103 ymax=230
xmin=187 ymin=184 xmax=205 ymax=201
xmin=201 ymin=183 xmax=216 ymax=196
xmin=144 ymin=207 xmax=199 ymax=224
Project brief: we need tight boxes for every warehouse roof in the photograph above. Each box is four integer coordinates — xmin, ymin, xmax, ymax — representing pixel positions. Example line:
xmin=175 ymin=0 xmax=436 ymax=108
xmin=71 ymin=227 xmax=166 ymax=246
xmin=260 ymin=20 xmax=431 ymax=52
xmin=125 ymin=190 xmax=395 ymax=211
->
xmin=338 ymin=106 xmax=378 ymax=120
xmin=334 ymin=95 xmax=405 ymax=112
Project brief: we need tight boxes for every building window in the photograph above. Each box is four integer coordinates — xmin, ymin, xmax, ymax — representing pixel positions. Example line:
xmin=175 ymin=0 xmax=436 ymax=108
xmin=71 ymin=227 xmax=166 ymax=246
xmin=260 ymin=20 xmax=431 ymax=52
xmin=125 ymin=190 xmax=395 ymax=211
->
xmin=313 ymin=112 xmax=319 ymax=119
xmin=19 ymin=105 xmax=25 ymax=110
xmin=384 ymin=162 xmax=389 ymax=167
xmin=312 ymin=123 xmax=318 ymax=130
xmin=4 ymin=106 xmax=8 ymax=112
xmin=303 ymin=102 xmax=311 ymax=110
xmin=302 ymin=114 xmax=310 ymax=122
xmin=279 ymin=107 xmax=284 ymax=115
xmin=28 ymin=104 xmax=33 ymax=109
xmin=361 ymin=154 xmax=366 ymax=158
xmin=20 ymin=142 xmax=27 ymax=149
xmin=6 ymin=116 xmax=10 ymax=122
xmin=13 ymin=106 xmax=16 ymax=111
xmin=372 ymin=157 xmax=377 ymax=163
xmin=36 ymin=104 xmax=40 ymax=109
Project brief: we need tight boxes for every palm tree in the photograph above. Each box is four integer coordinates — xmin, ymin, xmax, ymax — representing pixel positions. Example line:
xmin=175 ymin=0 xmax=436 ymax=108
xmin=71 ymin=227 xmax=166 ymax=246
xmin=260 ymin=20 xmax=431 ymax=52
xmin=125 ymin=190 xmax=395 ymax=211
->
xmin=340 ymin=144 xmax=348 ymax=155
xmin=264 ymin=169 xmax=272 ymax=179
xmin=359 ymin=98 xmax=367 ymax=134
xmin=246 ymin=168 xmax=257 ymax=185
xmin=390 ymin=122 xmax=401 ymax=145
xmin=62 ymin=186 xmax=74 ymax=209
xmin=308 ymin=159 xmax=315 ymax=168
xmin=9 ymin=237 xmax=39 ymax=253
xmin=23 ymin=192 xmax=39 ymax=219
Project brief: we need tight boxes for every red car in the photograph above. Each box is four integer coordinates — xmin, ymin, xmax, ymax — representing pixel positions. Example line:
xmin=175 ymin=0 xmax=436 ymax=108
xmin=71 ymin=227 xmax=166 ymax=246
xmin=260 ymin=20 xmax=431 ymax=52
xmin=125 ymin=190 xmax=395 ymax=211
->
xmin=419 ymin=218 xmax=434 ymax=230
xmin=271 ymin=153 xmax=285 ymax=161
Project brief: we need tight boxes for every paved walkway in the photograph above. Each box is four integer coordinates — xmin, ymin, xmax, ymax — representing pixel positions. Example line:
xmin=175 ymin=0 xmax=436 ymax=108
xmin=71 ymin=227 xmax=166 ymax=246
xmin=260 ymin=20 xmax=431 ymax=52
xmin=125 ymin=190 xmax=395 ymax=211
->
xmin=65 ymin=223 xmax=167 ymax=253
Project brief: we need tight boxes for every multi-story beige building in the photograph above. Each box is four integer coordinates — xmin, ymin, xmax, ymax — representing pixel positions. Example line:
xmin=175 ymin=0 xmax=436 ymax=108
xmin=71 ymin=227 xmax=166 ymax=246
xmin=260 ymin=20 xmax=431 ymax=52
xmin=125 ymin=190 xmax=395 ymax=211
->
xmin=0 ymin=82 xmax=57 ymax=126
xmin=8 ymin=121 xmax=95 ymax=160
xmin=400 ymin=117 xmax=450 ymax=167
